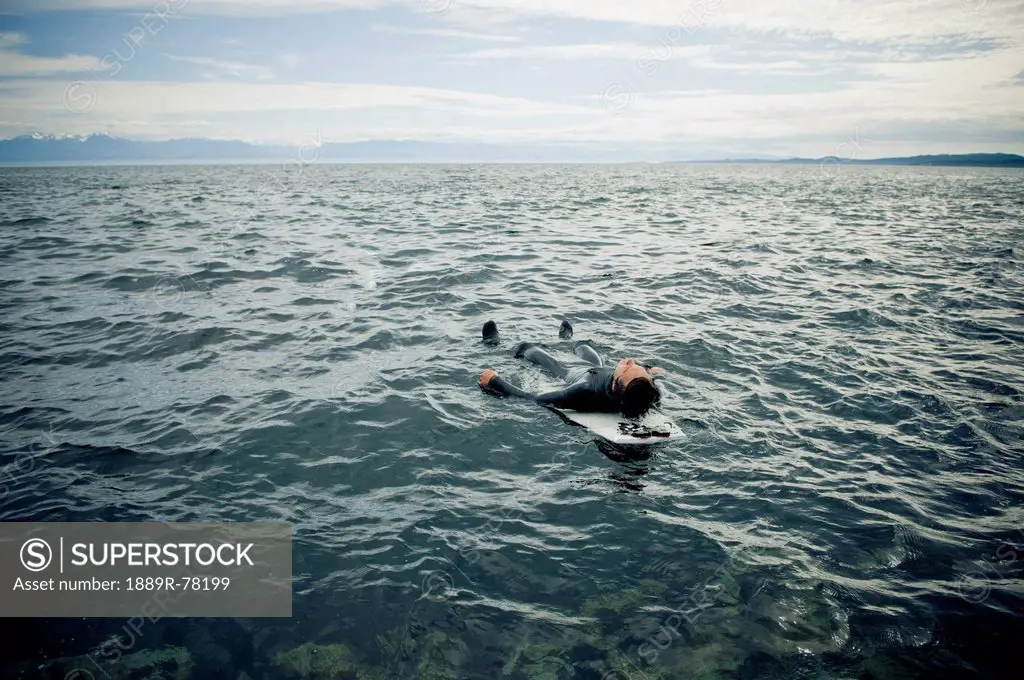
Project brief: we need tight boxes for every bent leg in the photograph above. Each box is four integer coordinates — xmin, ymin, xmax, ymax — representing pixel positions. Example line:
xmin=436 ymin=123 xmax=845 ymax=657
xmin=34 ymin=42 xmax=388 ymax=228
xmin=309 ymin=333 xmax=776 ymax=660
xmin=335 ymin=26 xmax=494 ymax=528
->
xmin=558 ymin=320 xmax=603 ymax=367
xmin=513 ymin=342 xmax=570 ymax=379
xmin=572 ymin=340 xmax=604 ymax=367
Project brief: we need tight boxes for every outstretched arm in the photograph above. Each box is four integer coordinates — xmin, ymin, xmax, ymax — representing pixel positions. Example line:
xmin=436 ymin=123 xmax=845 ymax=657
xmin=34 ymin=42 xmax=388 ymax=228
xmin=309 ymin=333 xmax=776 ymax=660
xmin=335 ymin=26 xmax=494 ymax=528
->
xmin=479 ymin=369 xmax=535 ymax=399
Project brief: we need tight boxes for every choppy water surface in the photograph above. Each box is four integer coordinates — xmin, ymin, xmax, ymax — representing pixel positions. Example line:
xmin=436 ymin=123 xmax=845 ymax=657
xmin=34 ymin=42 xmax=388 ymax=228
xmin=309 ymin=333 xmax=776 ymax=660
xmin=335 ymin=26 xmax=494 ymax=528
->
xmin=1 ymin=163 xmax=1022 ymax=679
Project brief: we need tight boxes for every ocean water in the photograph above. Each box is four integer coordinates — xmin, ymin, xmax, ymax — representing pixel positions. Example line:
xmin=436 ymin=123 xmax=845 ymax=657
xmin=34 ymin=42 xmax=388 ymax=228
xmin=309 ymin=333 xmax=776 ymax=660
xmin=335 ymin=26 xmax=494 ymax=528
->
xmin=1 ymin=163 xmax=1022 ymax=680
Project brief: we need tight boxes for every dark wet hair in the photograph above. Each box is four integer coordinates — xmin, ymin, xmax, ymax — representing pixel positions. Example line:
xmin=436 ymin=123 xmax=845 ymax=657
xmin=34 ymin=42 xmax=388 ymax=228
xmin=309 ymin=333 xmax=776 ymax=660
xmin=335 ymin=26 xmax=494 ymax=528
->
xmin=619 ymin=376 xmax=661 ymax=419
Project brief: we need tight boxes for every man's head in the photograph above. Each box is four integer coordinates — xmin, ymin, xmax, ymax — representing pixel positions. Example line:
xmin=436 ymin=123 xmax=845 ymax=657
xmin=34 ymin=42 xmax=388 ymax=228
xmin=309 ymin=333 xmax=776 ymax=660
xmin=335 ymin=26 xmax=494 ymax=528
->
xmin=614 ymin=359 xmax=661 ymax=419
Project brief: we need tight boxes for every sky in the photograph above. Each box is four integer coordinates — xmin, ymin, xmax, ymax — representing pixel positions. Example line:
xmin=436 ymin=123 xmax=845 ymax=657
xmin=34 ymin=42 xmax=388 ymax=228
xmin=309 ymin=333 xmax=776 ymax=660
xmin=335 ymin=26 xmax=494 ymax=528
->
xmin=0 ymin=0 xmax=1023 ymax=158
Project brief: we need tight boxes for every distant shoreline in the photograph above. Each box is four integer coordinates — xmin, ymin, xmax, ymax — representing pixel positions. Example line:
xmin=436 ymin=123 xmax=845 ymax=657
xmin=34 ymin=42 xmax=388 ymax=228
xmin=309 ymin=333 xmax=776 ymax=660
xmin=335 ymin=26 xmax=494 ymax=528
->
xmin=671 ymin=153 xmax=1024 ymax=168
xmin=2 ymin=159 xmax=1023 ymax=168
xmin=2 ymin=160 xmax=1024 ymax=168
xmin=2 ymin=135 xmax=1022 ymax=167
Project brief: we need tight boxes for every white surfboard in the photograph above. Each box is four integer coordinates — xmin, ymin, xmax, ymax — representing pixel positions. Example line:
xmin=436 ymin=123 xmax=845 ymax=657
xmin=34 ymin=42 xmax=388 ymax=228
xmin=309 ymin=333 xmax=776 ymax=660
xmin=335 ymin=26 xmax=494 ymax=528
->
xmin=554 ymin=408 xmax=686 ymax=445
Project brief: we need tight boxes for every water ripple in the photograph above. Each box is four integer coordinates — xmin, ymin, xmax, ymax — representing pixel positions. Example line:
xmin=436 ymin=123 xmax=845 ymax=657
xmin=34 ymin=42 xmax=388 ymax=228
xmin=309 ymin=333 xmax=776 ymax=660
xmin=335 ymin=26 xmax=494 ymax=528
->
xmin=1 ymin=164 xmax=1023 ymax=679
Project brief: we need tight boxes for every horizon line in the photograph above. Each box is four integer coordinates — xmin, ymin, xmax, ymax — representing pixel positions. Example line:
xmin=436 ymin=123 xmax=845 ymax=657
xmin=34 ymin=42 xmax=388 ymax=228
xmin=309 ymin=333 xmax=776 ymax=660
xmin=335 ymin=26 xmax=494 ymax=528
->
xmin=4 ymin=158 xmax=1024 ymax=169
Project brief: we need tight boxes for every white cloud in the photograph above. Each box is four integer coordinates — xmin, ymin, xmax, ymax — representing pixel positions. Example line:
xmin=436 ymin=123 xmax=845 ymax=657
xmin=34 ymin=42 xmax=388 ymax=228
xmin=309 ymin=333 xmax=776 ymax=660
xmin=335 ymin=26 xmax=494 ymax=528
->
xmin=0 ymin=32 xmax=28 ymax=49
xmin=454 ymin=36 xmax=994 ymax=80
xmin=460 ymin=42 xmax=655 ymax=60
xmin=581 ymin=45 xmax=1024 ymax=144
xmin=163 ymin=53 xmax=276 ymax=79
xmin=0 ymin=79 xmax=590 ymax=139
xmin=0 ymin=30 xmax=103 ymax=76
xmin=0 ymin=0 xmax=389 ymax=12
xmin=475 ymin=0 xmax=1024 ymax=45
xmin=371 ymin=23 xmax=522 ymax=42
xmin=7 ymin=1 xmax=1024 ymax=44
xmin=0 ymin=50 xmax=103 ymax=76
xmin=1 ymin=49 xmax=1019 ymax=151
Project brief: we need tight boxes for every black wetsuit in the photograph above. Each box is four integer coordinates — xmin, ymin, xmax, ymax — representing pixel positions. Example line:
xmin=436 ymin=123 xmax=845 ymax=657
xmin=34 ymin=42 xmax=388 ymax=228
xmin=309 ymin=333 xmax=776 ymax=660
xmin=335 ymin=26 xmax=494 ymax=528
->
xmin=486 ymin=341 xmax=625 ymax=412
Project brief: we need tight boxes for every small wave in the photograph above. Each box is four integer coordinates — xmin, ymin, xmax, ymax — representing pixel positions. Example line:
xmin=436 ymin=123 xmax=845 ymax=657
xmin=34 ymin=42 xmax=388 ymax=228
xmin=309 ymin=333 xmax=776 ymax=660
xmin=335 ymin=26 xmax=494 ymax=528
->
xmin=3 ymin=216 xmax=51 ymax=226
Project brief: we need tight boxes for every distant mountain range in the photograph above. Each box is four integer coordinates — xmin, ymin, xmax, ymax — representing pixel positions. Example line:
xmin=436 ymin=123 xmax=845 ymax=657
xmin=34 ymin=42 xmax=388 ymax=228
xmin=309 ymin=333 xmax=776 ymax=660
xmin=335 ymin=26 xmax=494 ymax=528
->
xmin=1 ymin=134 xmax=1023 ymax=166
xmin=0 ymin=134 xmax=595 ymax=164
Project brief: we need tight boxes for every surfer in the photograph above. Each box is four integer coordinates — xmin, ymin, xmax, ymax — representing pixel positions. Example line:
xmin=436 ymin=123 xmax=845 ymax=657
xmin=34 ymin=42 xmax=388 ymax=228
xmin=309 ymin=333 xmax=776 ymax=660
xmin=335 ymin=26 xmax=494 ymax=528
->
xmin=478 ymin=320 xmax=662 ymax=419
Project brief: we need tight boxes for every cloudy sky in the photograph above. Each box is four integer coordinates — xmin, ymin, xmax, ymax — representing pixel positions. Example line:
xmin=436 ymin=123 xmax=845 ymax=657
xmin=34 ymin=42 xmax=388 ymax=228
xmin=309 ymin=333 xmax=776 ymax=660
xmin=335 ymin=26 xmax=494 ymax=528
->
xmin=0 ymin=0 xmax=1022 ymax=158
